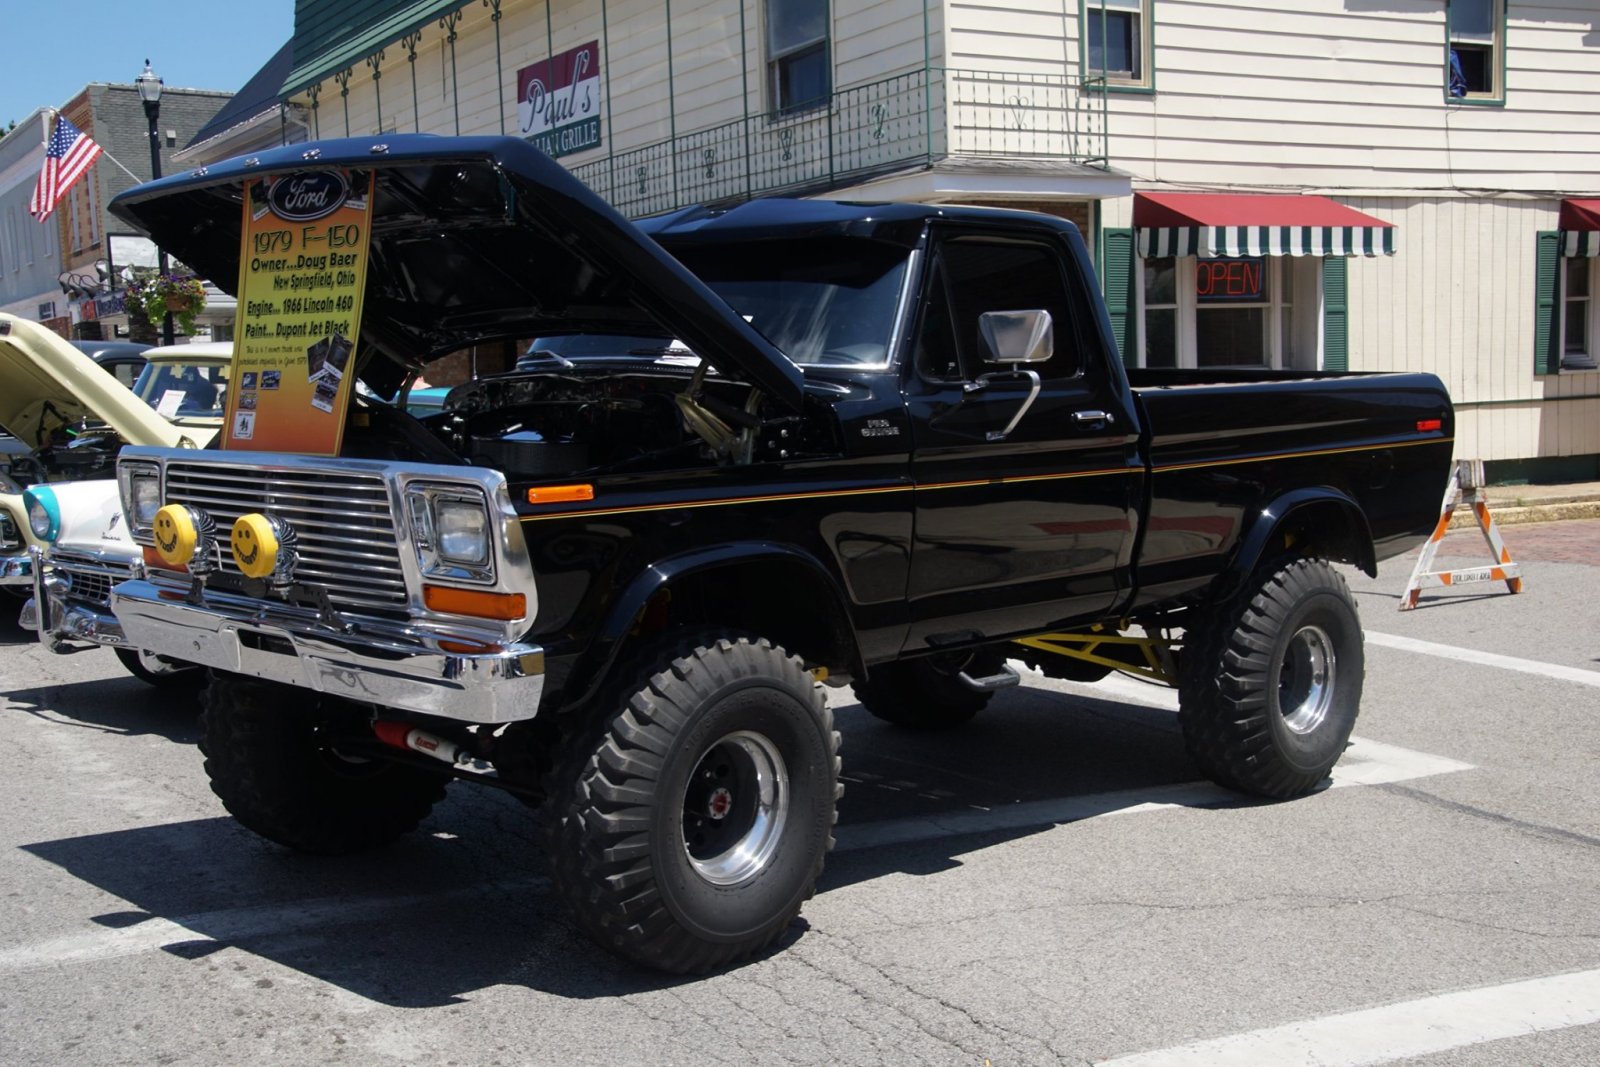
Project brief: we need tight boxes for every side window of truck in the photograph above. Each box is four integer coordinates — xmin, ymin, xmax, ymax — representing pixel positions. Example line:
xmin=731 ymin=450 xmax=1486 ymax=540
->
xmin=916 ymin=236 xmax=1082 ymax=383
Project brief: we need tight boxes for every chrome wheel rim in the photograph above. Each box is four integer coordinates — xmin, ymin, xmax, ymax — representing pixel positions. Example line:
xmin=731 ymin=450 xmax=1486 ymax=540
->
xmin=682 ymin=730 xmax=789 ymax=886
xmin=1279 ymin=624 xmax=1335 ymax=734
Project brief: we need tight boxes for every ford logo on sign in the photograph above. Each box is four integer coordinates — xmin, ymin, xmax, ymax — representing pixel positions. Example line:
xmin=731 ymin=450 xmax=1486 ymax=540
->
xmin=267 ymin=171 xmax=348 ymax=222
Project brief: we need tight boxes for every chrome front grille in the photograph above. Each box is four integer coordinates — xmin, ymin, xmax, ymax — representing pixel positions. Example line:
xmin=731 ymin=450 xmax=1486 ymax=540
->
xmin=163 ymin=461 xmax=408 ymax=613
xmin=52 ymin=550 xmax=130 ymax=609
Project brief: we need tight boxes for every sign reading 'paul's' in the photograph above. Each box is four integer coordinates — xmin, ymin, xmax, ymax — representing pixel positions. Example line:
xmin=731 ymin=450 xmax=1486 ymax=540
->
xmin=517 ymin=41 xmax=602 ymax=158
xmin=224 ymin=170 xmax=375 ymax=455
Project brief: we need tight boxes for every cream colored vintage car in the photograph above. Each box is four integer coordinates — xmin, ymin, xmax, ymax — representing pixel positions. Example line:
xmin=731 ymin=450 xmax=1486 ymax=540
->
xmin=0 ymin=315 xmax=228 ymax=683
xmin=1 ymin=317 xmax=180 ymax=590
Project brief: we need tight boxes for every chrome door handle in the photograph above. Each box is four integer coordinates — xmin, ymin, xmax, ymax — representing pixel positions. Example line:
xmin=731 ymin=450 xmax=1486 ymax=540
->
xmin=1072 ymin=409 xmax=1113 ymax=427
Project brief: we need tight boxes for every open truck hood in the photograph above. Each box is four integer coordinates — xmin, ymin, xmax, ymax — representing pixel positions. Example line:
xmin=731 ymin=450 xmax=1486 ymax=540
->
xmin=0 ymin=315 xmax=191 ymax=450
xmin=108 ymin=135 xmax=806 ymax=410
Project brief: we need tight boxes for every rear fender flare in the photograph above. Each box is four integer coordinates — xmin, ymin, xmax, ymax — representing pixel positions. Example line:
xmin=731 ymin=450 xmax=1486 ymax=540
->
xmin=558 ymin=542 xmax=862 ymax=713
xmin=1219 ymin=489 xmax=1376 ymax=600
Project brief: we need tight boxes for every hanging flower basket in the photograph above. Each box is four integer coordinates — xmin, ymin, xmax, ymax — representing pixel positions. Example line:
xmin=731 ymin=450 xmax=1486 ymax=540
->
xmin=126 ymin=273 xmax=207 ymax=336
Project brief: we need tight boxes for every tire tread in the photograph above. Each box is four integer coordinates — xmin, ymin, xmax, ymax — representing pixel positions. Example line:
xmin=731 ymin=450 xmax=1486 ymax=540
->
xmin=1178 ymin=558 xmax=1363 ymax=799
xmin=543 ymin=634 xmax=840 ymax=974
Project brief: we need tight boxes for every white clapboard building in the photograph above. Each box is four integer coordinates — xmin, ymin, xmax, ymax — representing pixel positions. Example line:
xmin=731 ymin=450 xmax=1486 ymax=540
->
xmin=273 ymin=0 xmax=1600 ymax=479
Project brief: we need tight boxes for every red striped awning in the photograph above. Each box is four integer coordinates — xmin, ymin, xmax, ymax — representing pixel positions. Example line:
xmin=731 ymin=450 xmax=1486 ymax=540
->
xmin=1134 ymin=192 xmax=1397 ymax=258
xmin=1558 ymin=199 xmax=1600 ymax=256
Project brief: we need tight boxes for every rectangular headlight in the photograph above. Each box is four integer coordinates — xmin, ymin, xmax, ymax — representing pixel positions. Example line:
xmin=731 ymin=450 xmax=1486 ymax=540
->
xmin=435 ymin=497 xmax=489 ymax=566
xmin=405 ymin=483 xmax=496 ymax=584
xmin=118 ymin=462 xmax=162 ymax=539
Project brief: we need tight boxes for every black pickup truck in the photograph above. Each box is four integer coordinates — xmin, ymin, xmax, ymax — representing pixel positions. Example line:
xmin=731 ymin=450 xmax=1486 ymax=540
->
xmin=107 ymin=136 xmax=1453 ymax=974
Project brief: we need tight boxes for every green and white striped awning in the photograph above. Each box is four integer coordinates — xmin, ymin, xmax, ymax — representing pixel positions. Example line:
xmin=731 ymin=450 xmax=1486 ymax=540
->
xmin=1133 ymin=193 xmax=1397 ymax=259
xmin=1558 ymin=200 xmax=1600 ymax=257
xmin=1561 ymin=231 xmax=1600 ymax=257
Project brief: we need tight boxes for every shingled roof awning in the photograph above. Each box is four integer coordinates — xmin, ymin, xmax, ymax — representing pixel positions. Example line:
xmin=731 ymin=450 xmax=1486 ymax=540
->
xmin=1558 ymin=199 xmax=1600 ymax=257
xmin=281 ymin=0 xmax=473 ymax=97
xmin=1134 ymin=192 xmax=1397 ymax=258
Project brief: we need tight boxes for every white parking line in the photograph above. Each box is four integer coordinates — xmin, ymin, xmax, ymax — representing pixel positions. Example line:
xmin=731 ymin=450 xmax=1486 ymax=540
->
xmin=833 ymin=735 xmax=1471 ymax=853
xmin=1365 ymin=630 xmax=1600 ymax=688
xmin=1093 ymin=966 xmax=1600 ymax=1066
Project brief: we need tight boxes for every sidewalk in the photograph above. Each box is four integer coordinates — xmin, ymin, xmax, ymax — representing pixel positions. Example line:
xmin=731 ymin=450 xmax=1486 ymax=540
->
xmin=1452 ymin=480 xmax=1600 ymax=527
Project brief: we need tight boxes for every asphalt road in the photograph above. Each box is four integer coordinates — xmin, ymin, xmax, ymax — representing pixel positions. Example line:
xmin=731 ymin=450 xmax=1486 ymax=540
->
xmin=2 ymin=519 xmax=1597 ymax=1066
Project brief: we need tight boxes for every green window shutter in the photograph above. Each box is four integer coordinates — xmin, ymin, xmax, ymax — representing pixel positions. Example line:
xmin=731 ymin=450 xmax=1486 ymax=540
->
xmin=1533 ymin=231 xmax=1560 ymax=376
xmin=1101 ymin=227 xmax=1136 ymax=367
xmin=1322 ymin=256 xmax=1348 ymax=372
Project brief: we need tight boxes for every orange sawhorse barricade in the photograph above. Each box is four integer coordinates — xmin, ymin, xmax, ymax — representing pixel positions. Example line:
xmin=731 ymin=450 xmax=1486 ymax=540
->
xmin=1399 ymin=459 xmax=1523 ymax=611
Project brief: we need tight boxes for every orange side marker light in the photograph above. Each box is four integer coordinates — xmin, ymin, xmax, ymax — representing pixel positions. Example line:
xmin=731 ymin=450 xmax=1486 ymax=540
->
xmin=527 ymin=483 xmax=595 ymax=505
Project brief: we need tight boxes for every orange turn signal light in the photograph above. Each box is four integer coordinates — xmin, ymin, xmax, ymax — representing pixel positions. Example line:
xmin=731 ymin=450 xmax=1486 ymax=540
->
xmin=423 ymin=584 xmax=527 ymax=621
xmin=142 ymin=544 xmax=188 ymax=573
xmin=1416 ymin=419 xmax=1443 ymax=432
xmin=527 ymin=483 xmax=595 ymax=505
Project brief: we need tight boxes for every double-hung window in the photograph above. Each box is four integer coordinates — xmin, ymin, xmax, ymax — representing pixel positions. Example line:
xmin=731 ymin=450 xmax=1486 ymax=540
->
xmin=1083 ymin=0 xmax=1152 ymax=90
xmin=1563 ymin=258 xmax=1596 ymax=371
xmin=1448 ymin=0 xmax=1504 ymax=102
xmin=766 ymin=0 xmax=830 ymax=114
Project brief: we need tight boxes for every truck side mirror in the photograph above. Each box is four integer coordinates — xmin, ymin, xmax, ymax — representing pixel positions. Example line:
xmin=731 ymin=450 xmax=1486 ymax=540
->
xmin=965 ymin=310 xmax=1052 ymax=443
xmin=978 ymin=310 xmax=1053 ymax=366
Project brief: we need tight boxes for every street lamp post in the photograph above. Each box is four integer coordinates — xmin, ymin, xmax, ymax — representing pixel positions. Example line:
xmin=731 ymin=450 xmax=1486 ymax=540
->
xmin=135 ymin=59 xmax=174 ymax=345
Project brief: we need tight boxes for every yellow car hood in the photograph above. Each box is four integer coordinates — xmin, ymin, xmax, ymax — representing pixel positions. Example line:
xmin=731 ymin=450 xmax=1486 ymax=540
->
xmin=0 ymin=314 xmax=190 ymax=450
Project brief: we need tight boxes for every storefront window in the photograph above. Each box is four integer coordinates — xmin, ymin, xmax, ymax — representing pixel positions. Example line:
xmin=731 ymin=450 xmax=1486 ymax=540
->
xmin=1137 ymin=256 xmax=1316 ymax=370
xmin=1195 ymin=257 xmax=1268 ymax=366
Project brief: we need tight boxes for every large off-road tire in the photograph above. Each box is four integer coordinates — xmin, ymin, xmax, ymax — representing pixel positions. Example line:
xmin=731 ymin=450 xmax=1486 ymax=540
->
xmin=199 ymin=672 xmax=449 ymax=855
xmin=1178 ymin=557 xmax=1364 ymax=799
xmin=852 ymin=649 xmax=1004 ymax=730
xmin=545 ymin=634 xmax=841 ymax=974
xmin=114 ymin=647 xmax=204 ymax=689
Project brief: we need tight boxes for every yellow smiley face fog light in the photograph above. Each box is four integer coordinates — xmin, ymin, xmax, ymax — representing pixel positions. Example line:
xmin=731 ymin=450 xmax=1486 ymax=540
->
xmin=152 ymin=505 xmax=200 ymax=567
xmin=231 ymin=513 xmax=282 ymax=579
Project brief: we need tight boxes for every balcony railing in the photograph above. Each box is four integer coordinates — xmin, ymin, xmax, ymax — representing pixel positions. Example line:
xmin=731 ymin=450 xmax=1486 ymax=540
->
xmin=571 ymin=67 xmax=1108 ymax=220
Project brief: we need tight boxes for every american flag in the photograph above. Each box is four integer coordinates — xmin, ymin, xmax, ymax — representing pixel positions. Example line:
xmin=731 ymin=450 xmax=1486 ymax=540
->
xmin=29 ymin=114 xmax=103 ymax=222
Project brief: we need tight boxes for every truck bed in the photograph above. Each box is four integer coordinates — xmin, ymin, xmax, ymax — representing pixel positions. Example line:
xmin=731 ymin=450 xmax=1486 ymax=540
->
xmin=1125 ymin=369 xmax=1454 ymax=614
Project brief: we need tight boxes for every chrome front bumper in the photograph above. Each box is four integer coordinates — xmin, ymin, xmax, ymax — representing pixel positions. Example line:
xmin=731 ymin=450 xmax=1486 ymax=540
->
xmin=111 ymin=578 xmax=546 ymax=724
xmin=1 ymin=551 xmax=32 ymax=585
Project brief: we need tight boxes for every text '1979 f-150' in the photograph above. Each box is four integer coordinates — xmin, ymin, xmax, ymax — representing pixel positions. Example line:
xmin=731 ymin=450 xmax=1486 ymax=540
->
xmin=104 ymin=135 xmax=1453 ymax=974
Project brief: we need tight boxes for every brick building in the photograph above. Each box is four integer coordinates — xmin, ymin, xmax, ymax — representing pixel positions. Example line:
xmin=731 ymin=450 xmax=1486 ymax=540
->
xmin=52 ymin=80 xmax=230 ymax=338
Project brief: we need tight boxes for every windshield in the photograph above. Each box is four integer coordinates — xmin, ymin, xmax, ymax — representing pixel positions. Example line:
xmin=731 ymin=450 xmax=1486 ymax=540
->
xmin=133 ymin=361 xmax=230 ymax=421
xmin=673 ymin=238 xmax=910 ymax=367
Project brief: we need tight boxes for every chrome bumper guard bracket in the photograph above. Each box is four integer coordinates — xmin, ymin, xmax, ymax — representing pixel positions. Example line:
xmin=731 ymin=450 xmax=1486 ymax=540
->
xmin=27 ymin=547 xmax=125 ymax=653
xmin=111 ymin=579 xmax=546 ymax=724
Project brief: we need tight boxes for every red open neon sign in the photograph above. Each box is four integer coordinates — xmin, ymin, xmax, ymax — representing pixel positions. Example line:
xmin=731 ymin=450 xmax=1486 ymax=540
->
xmin=1195 ymin=257 xmax=1265 ymax=303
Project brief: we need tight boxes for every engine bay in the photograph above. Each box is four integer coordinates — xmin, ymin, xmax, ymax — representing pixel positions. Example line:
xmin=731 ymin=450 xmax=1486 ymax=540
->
xmin=340 ymin=360 xmax=826 ymax=480
xmin=0 ymin=428 xmax=123 ymax=491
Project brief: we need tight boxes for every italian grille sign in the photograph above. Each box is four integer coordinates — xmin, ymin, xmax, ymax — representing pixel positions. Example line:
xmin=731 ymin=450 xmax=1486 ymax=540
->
xmin=224 ymin=169 xmax=375 ymax=455
xmin=517 ymin=41 xmax=602 ymax=158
